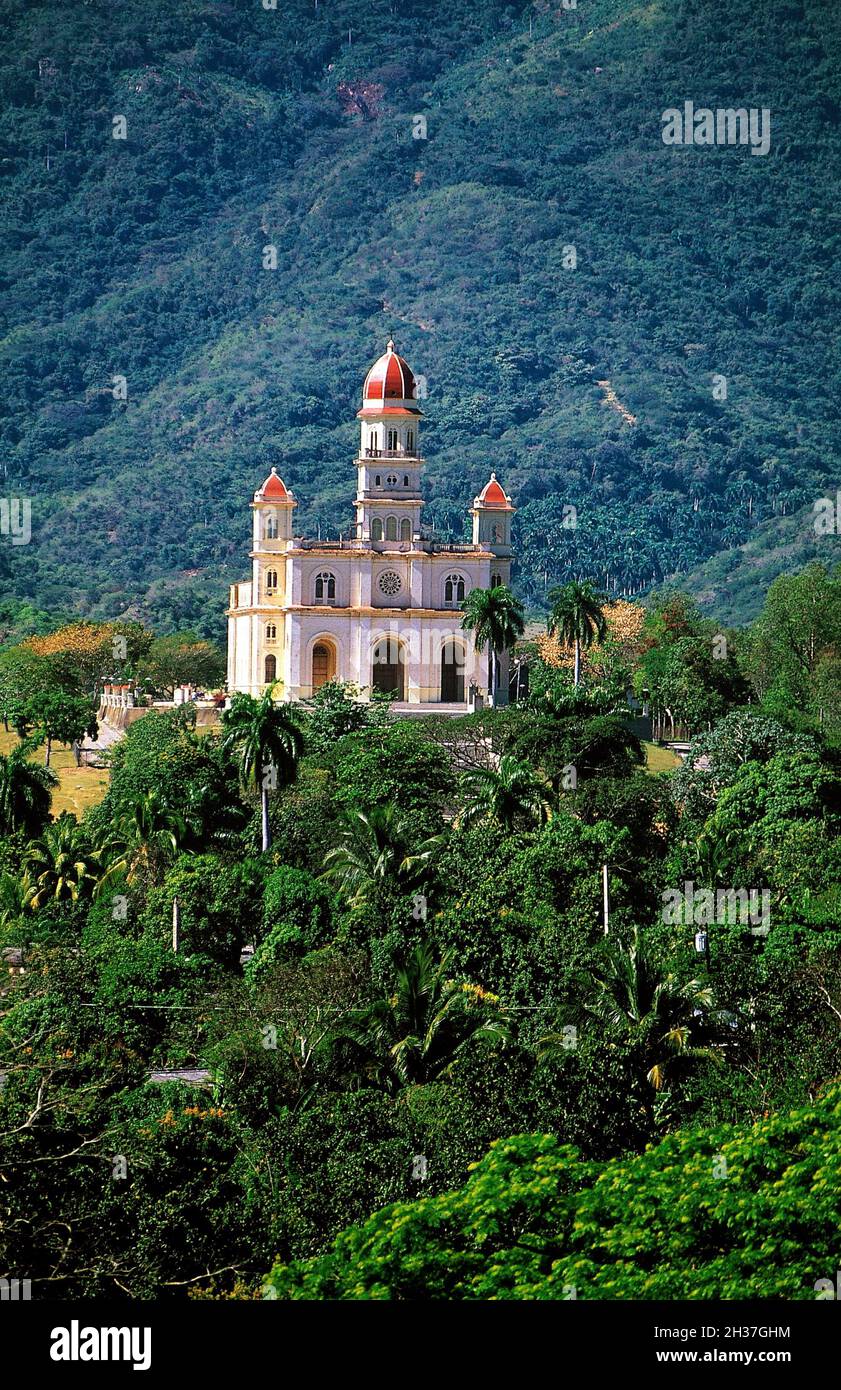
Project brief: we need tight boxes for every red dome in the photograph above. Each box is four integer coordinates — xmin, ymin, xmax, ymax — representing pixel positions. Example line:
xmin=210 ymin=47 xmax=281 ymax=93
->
xmin=363 ymin=339 xmax=416 ymax=404
xmin=476 ymin=473 xmax=512 ymax=509
xmin=257 ymin=467 xmax=291 ymax=501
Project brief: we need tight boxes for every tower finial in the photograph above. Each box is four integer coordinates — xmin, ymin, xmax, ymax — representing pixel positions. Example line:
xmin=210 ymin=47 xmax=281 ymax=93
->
xmin=386 ymin=337 xmax=395 ymax=352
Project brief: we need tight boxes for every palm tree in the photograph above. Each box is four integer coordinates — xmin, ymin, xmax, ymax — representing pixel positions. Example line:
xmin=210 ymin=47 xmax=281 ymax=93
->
xmin=586 ymin=929 xmax=720 ymax=1098
xmin=339 ymin=943 xmax=509 ymax=1089
xmin=179 ymin=780 xmax=237 ymax=852
xmin=0 ymin=742 xmax=58 ymax=837
xmin=458 ymin=755 xmax=553 ymax=831
xmin=461 ymin=584 xmax=525 ymax=706
xmin=109 ymin=789 xmax=188 ymax=884
xmin=0 ymin=869 xmax=32 ymax=928
xmin=547 ymin=581 xmax=608 ymax=687
xmin=221 ymin=687 xmax=304 ymax=853
xmin=321 ymin=806 xmax=444 ymax=912
xmin=23 ymin=812 xmax=108 ymax=908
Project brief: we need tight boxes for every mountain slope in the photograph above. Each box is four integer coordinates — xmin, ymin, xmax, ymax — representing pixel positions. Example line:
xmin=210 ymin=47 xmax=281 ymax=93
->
xmin=1 ymin=0 xmax=840 ymax=635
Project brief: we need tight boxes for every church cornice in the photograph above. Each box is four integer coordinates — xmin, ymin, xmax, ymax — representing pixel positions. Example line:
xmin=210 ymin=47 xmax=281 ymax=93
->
xmin=285 ymin=606 xmax=483 ymax=618
xmin=229 ymin=604 xmax=485 ymax=619
xmin=353 ymin=498 xmax=423 ymax=509
xmin=356 ymin=407 xmax=421 ymax=419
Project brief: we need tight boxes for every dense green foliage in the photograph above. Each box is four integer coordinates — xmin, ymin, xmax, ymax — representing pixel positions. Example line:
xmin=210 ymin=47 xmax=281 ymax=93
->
xmin=265 ymin=1087 xmax=841 ymax=1300
xmin=1 ymin=0 xmax=840 ymax=631
xmin=0 ymin=568 xmax=839 ymax=1299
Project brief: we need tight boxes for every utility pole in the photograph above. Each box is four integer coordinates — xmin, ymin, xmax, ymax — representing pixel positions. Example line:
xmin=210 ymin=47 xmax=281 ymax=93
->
xmin=602 ymin=864 xmax=609 ymax=935
xmin=172 ymin=896 xmax=181 ymax=954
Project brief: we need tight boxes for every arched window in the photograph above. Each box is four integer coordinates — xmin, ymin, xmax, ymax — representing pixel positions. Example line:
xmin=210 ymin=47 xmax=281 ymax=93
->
xmin=407 ymin=430 xmax=414 ymax=454
xmin=403 ymin=474 xmax=410 ymax=487
xmin=385 ymin=516 xmax=398 ymax=541
xmin=444 ymin=574 xmax=465 ymax=606
xmin=314 ymin=572 xmax=336 ymax=603
xmin=387 ymin=428 xmax=398 ymax=452
xmin=371 ymin=518 xmax=383 ymax=542
xmin=266 ymin=623 xmax=277 ymax=642
xmin=491 ymin=572 xmax=502 ymax=590
xmin=369 ymin=431 xmax=379 ymax=455
xmin=375 ymin=474 xmax=382 ymax=487
xmin=492 ymin=523 xmax=504 ymax=544
xmin=264 ymin=654 xmax=277 ymax=684
xmin=264 ymin=511 xmax=279 ymax=540
xmin=400 ymin=518 xmax=412 ymax=542
xmin=265 ymin=569 xmax=278 ymax=595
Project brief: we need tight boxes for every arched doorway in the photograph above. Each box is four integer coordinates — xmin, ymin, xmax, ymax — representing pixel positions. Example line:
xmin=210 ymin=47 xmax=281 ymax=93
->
xmin=312 ymin=641 xmax=336 ymax=692
xmin=372 ymin=637 xmax=405 ymax=699
xmin=264 ymin=654 xmax=277 ymax=685
xmin=440 ymin=641 xmax=465 ymax=703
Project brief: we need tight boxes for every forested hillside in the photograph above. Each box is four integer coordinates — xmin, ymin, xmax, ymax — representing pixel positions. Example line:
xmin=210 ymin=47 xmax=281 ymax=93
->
xmin=2 ymin=0 xmax=840 ymax=635
xmin=2 ymin=577 xmax=840 ymax=1299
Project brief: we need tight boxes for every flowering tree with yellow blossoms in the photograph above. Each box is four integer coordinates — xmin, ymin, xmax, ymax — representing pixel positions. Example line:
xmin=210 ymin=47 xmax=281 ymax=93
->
xmin=537 ymin=600 xmax=645 ymax=685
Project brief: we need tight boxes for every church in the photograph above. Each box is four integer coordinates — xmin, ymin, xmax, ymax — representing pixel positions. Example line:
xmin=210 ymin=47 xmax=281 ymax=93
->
xmin=226 ymin=339 xmax=516 ymax=710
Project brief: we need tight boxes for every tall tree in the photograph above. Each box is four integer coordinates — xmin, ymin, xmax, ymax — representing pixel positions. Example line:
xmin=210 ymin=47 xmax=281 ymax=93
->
xmin=460 ymin=584 xmax=524 ymax=705
xmin=111 ymin=789 xmax=188 ymax=885
xmin=0 ymin=647 xmax=52 ymax=732
xmin=586 ymin=930 xmax=720 ymax=1100
xmin=0 ymin=742 xmax=57 ymax=837
xmin=221 ymin=687 xmax=304 ymax=853
xmin=547 ymin=582 xmax=608 ymax=688
xmin=743 ymin=563 xmax=841 ymax=715
xmin=321 ymin=806 xmax=444 ymax=912
xmin=26 ymin=691 xmax=98 ymax=766
xmin=339 ymin=943 xmax=509 ymax=1089
xmin=23 ymin=813 xmax=107 ymax=907
xmin=458 ymin=755 xmax=553 ymax=831
xmin=138 ymin=632 xmax=225 ymax=698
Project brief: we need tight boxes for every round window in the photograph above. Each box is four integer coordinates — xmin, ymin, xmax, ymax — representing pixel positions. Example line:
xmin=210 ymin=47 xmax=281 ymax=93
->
xmin=378 ymin=570 xmax=402 ymax=596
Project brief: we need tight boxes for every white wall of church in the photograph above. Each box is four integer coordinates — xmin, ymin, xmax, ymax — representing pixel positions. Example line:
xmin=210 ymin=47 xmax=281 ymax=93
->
xmin=229 ymin=547 xmax=510 ymax=703
xmin=282 ymin=609 xmax=488 ymax=704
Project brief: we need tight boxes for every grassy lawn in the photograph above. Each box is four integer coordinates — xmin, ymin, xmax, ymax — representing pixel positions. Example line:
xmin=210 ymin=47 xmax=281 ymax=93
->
xmin=643 ymin=740 xmax=681 ymax=774
xmin=0 ymin=729 xmax=110 ymax=818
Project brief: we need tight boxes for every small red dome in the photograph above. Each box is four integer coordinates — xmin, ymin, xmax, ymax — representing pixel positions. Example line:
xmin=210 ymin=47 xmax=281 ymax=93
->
xmin=476 ymin=473 xmax=512 ymax=508
xmin=257 ymin=467 xmax=291 ymax=501
xmin=363 ymin=339 xmax=416 ymax=404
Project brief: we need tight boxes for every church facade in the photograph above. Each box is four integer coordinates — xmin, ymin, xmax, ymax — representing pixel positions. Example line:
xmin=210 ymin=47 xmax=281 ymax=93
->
xmin=226 ymin=340 xmax=516 ymax=709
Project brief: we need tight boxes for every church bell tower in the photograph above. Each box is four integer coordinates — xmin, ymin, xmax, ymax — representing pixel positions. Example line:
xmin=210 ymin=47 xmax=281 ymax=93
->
xmin=354 ymin=339 xmax=424 ymax=546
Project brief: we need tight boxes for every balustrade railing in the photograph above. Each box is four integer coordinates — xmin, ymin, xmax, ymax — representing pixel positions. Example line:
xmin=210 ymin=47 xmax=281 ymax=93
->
xmin=362 ymin=449 xmax=424 ymax=462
